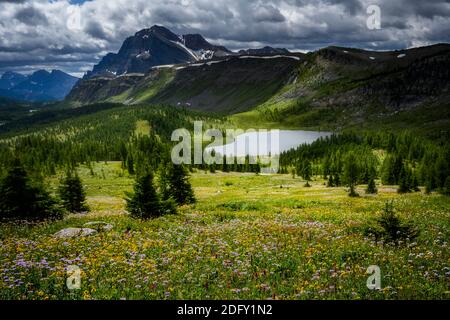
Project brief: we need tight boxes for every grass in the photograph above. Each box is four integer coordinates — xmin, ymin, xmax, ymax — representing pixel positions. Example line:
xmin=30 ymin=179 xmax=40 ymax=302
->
xmin=132 ymin=69 xmax=175 ymax=104
xmin=0 ymin=163 xmax=449 ymax=300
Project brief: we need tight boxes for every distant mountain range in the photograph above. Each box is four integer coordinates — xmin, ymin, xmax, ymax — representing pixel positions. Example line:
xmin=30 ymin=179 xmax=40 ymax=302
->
xmin=0 ymin=70 xmax=79 ymax=101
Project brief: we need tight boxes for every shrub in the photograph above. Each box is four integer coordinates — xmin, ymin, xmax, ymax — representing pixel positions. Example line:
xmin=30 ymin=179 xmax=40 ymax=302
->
xmin=364 ymin=202 xmax=419 ymax=245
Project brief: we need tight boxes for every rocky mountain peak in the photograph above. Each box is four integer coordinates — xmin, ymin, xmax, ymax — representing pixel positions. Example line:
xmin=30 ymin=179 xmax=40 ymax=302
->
xmin=86 ymin=26 xmax=232 ymax=79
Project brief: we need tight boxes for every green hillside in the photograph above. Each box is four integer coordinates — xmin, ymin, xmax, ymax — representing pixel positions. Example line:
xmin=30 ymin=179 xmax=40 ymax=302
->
xmin=67 ymin=56 xmax=301 ymax=114
xmin=65 ymin=44 xmax=450 ymax=137
xmin=231 ymin=44 xmax=450 ymax=138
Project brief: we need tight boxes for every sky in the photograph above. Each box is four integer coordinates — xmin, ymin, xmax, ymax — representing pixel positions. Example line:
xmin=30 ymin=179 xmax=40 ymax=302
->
xmin=0 ymin=0 xmax=449 ymax=77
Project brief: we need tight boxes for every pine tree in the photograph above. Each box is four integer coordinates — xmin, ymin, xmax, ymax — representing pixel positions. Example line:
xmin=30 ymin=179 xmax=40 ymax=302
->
xmin=127 ymin=155 xmax=135 ymax=175
xmin=442 ymin=176 xmax=450 ymax=196
xmin=398 ymin=163 xmax=412 ymax=193
xmin=323 ymin=156 xmax=331 ymax=179
xmin=254 ymin=162 xmax=261 ymax=174
xmin=327 ymin=174 xmax=334 ymax=187
xmin=158 ymin=163 xmax=170 ymax=201
xmin=167 ymin=164 xmax=196 ymax=205
xmin=381 ymin=154 xmax=402 ymax=185
xmin=425 ymin=175 xmax=433 ymax=194
xmin=0 ymin=163 xmax=62 ymax=221
xmin=126 ymin=172 xmax=162 ymax=220
xmin=410 ymin=172 xmax=420 ymax=192
xmin=222 ymin=156 xmax=230 ymax=172
xmin=58 ymin=171 xmax=89 ymax=213
xmin=334 ymin=173 xmax=341 ymax=187
xmin=381 ymin=155 xmax=395 ymax=185
xmin=300 ymin=160 xmax=312 ymax=187
xmin=366 ymin=177 xmax=378 ymax=194
xmin=156 ymin=163 xmax=178 ymax=215
xmin=435 ymin=155 xmax=449 ymax=189
xmin=343 ymin=152 xmax=359 ymax=197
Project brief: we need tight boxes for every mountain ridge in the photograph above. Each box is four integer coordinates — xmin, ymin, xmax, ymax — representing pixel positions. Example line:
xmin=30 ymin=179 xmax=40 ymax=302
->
xmin=0 ymin=69 xmax=79 ymax=101
xmin=85 ymin=25 xmax=233 ymax=79
xmin=67 ymin=39 xmax=449 ymax=134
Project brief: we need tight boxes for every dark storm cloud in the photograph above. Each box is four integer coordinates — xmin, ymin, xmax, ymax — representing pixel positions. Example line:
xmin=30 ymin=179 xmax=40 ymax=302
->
xmin=253 ymin=4 xmax=286 ymax=22
xmin=0 ymin=0 xmax=449 ymax=76
xmin=14 ymin=6 xmax=48 ymax=25
xmin=84 ymin=20 xmax=109 ymax=40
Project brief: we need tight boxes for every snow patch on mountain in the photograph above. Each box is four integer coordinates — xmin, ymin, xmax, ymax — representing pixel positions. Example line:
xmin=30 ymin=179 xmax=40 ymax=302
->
xmin=170 ymin=40 xmax=200 ymax=61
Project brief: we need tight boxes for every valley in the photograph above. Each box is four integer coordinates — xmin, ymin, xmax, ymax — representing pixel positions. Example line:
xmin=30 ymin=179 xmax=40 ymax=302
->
xmin=0 ymin=24 xmax=449 ymax=302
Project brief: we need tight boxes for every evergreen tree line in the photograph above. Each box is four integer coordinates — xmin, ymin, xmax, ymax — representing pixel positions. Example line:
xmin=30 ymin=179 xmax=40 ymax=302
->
xmin=279 ymin=131 xmax=450 ymax=196
xmin=193 ymin=155 xmax=262 ymax=174
xmin=0 ymin=105 xmax=212 ymax=177
xmin=0 ymin=159 xmax=197 ymax=221
xmin=0 ymin=161 xmax=89 ymax=221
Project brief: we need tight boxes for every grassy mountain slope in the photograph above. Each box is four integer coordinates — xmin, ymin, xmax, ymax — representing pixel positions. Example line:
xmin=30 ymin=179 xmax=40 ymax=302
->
xmin=231 ymin=44 xmax=450 ymax=136
xmin=67 ymin=55 xmax=301 ymax=114
xmin=65 ymin=44 xmax=450 ymax=135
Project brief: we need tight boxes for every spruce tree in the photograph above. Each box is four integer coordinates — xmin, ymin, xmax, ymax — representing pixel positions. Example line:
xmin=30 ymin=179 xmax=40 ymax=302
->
xmin=442 ymin=176 xmax=450 ymax=196
xmin=167 ymin=164 xmax=196 ymax=205
xmin=334 ymin=173 xmax=341 ymax=187
xmin=127 ymin=155 xmax=135 ymax=175
xmin=58 ymin=171 xmax=89 ymax=213
xmin=0 ymin=163 xmax=61 ymax=221
xmin=301 ymin=160 xmax=312 ymax=187
xmin=398 ymin=163 xmax=412 ymax=193
xmin=327 ymin=175 xmax=334 ymax=187
xmin=435 ymin=155 xmax=448 ymax=189
xmin=222 ymin=156 xmax=230 ymax=173
xmin=343 ymin=152 xmax=359 ymax=197
xmin=158 ymin=163 xmax=170 ymax=201
xmin=156 ymin=163 xmax=178 ymax=215
xmin=381 ymin=155 xmax=395 ymax=185
xmin=410 ymin=173 xmax=420 ymax=192
xmin=366 ymin=177 xmax=378 ymax=194
xmin=254 ymin=162 xmax=261 ymax=174
xmin=425 ymin=176 xmax=433 ymax=194
xmin=126 ymin=172 xmax=162 ymax=220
